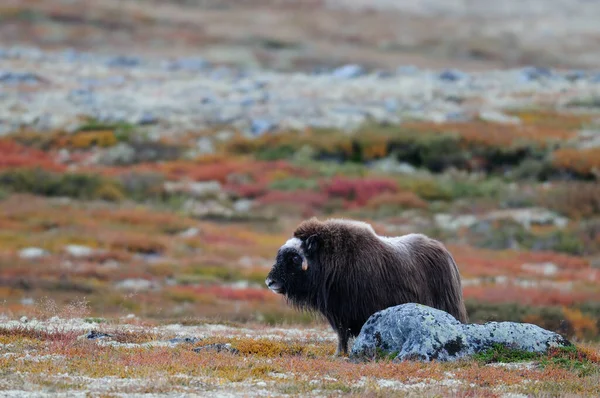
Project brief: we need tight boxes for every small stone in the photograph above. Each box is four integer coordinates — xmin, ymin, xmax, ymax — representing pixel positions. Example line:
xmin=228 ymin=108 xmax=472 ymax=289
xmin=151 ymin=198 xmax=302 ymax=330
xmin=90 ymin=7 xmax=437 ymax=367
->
xmin=331 ymin=64 xmax=364 ymax=79
xmin=438 ymin=69 xmax=468 ymax=82
xmin=19 ymin=247 xmax=49 ymax=259
xmin=64 ymin=244 xmax=94 ymax=258
xmin=196 ymin=137 xmax=215 ymax=154
xmin=87 ymin=330 xmax=112 ymax=340
xmin=479 ymin=110 xmax=521 ymax=125
xmin=0 ymin=71 xmax=44 ymax=85
xmin=114 ymin=278 xmax=155 ymax=291
xmin=519 ymin=66 xmax=553 ymax=82
xmin=396 ymin=65 xmax=419 ymax=75
xmin=168 ymin=337 xmax=201 ymax=344
xmin=233 ymin=199 xmax=253 ymax=213
xmin=179 ymin=227 xmax=199 ymax=238
xmin=106 ymin=55 xmax=140 ymax=68
xmin=165 ymin=57 xmax=208 ymax=71
xmin=20 ymin=298 xmax=34 ymax=306
xmin=193 ymin=343 xmax=239 ymax=355
xmin=249 ymin=118 xmax=276 ymax=136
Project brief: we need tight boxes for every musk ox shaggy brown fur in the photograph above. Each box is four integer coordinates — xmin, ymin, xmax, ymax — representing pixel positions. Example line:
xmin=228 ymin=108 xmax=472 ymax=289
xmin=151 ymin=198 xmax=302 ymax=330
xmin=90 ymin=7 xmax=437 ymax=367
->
xmin=265 ymin=217 xmax=468 ymax=356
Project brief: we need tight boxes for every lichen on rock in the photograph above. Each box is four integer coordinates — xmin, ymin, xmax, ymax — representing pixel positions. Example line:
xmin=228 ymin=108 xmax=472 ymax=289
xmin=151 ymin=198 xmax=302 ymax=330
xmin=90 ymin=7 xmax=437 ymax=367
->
xmin=350 ymin=303 xmax=571 ymax=362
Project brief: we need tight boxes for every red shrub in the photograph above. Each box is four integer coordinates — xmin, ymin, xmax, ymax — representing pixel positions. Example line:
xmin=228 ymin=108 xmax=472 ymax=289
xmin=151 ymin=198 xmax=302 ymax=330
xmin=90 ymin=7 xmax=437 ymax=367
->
xmin=257 ymin=190 xmax=329 ymax=217
xmin=0 ymin=140 xmax=65 ymax=172
xmin=224 ymin=182 xmax=268 ymax=199
xmin=258 ymin=190 xmax=329 ymax=208
xmin=322 ymin=177 xmax=398 ymax=207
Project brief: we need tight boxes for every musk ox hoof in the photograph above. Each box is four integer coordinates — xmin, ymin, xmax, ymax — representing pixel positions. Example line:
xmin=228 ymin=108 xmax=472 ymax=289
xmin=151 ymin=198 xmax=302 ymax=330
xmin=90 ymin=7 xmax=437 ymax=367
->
xmin=349 ymin=303 xmax=571 ymax=362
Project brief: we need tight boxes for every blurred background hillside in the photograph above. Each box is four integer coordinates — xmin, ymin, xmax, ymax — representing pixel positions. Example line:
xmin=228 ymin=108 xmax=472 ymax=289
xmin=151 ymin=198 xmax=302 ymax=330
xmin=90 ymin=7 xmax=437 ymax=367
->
xmin=1 ymin=0 xmax=599 ymax=343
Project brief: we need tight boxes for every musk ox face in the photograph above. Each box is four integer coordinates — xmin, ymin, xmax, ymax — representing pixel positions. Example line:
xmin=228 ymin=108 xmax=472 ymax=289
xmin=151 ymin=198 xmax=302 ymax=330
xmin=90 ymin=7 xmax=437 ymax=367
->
xmin=265 ymin=236 xmax=318 ymax=298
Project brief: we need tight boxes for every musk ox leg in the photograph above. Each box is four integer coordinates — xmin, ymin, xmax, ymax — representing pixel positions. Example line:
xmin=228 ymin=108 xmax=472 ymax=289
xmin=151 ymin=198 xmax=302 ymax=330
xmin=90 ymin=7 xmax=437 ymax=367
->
xmin=334 ymin=327 xmax=350 ymax=357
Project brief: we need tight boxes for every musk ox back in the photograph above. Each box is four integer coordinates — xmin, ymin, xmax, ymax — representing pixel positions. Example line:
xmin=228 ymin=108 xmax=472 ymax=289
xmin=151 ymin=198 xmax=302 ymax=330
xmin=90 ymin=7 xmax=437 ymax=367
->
xmin=265 ymin=217 xmax=468 ymax=356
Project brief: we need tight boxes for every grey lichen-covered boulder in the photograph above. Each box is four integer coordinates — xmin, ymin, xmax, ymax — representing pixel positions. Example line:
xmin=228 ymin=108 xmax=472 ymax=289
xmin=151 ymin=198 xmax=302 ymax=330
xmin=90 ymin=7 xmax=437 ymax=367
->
xmin=350 ymin=303 xmax=571 ymax=362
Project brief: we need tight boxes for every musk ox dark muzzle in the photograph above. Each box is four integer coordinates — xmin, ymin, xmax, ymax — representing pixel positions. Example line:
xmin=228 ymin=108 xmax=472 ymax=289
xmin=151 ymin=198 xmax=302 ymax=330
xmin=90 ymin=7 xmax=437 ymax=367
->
xmin=265 ymin=272 xmax=284 ymax=294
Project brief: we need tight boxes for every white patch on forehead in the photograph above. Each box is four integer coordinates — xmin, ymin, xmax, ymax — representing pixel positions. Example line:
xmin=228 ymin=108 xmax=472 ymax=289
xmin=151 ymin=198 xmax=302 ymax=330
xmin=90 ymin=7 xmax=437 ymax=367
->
xmin=282 ymin=237 xmax=304 ymax=254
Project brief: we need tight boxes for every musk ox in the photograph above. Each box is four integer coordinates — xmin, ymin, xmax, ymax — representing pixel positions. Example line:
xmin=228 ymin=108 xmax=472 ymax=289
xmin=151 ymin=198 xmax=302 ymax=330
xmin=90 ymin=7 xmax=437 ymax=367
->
xmin=265 ymin=217 xmax=468 ymax=356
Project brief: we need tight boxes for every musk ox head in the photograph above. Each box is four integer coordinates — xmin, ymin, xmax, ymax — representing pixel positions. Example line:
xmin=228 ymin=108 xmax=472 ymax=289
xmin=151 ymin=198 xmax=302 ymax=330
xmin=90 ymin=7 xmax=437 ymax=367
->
xmin=265 ymin=235 xmax=319 ymax=299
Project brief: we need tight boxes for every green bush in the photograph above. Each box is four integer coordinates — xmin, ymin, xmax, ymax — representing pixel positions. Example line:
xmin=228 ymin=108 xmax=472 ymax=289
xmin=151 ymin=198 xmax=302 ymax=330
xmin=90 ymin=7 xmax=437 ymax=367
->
xmin=268 ymin=177 xmax=318 ymax=191
xmin=256 ymin=145 xmax=296 ymax=161
xmin=0 ymin=168 xmax=125 ymax=201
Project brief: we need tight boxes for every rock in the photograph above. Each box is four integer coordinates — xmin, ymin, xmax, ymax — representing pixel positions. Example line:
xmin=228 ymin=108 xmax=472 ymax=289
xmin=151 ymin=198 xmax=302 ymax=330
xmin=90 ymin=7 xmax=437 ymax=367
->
xmin=114 ymin=278 xmax=156 ymax=291
xmin=87 ymin=331 xmax=112 ymax=340
xmin=0 ymin=71 xmax=43 ymax=85
xmin=479 ymin=110 xmax=521 ymax=124
xmin=64 ymin=244 xmax=94 ymax=258
xmin=164 ymin=180 xmax=222 ymax=199
xmin=396 ymin=65 xmax=419 ymax=75
xmin=486 ymin=208 xmax=569 ymax=230
xmin=193 ymin=343 xmax=239 ymax=355
xmin=438 ymin=69 xmax=468 ymax=82
xmin=137 ymin=112 xmax=158 ymax=125
xmin=20 ymin=298 xmax=35 ymax=306
xmin=564 ymin=70 xmax=587 ymax=81
xmin=383 ymin=98 xmax=399 ymax=113
xmin=99 ymin=143 xmax=136 ymax=165
xmin=350 ymin=303 xmax=571 ymax=362
xmin=196 ymin=137 xmax=215 ymax=154
xmin=19 ymin=247 xmax=49 ymax=259
xmin=519 ymin=66 xmax=553 ymax=82
xmin=331 ymin=64 xmax=365 ymax=79
xmin=521 ymin=262 xmax=559 ymax=276
xmin=370 ymin=158 xmax=417 ymax=175
xmin=434 ymin=213 xmax=479 ymax=231
xmin=105 ymin=55 xmax=141 ymax=68
xmin=249 ymin=118 xmax=277 ymax=136
xmin=233 ymin=199 xmax=253 ymax=213
xmin=165 ymin=57 xmax=208 ymax=71
xmin=168 ymin=337 xmax=201 ymax=344
xmin=179 ymin=227 xmax=199 ymax=238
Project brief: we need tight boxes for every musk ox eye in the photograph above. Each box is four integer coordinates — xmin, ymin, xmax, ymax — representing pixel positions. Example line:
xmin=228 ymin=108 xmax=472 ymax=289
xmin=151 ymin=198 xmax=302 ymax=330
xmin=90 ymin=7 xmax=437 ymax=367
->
xmin=292 ymin=254 xmax=302 ymax=266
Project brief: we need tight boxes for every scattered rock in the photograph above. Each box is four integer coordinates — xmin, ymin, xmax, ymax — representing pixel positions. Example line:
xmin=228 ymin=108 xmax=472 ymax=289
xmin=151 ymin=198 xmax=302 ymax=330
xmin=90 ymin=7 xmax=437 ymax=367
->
xmin=350 ymin=303 xmax=571 ymax=362
xmin=0 ymin=71 xmax=44 ymax=85
xmin=434 ymin=214 xmax=479 ymax=231
xmin=18 ymin=247 xmax=49 ymax=259
xmin=438 ymin=69 xmax=468 ymax=82
xmin=164 ymin=180 xmax=223 ymax=199
xmin=192 ymin=343 xmax=239 ymax=354
xmin=479 ymin=110 xmax=521 ymax=125
xmin=168 ymin=337 xmax=201 ymax=345
xmin=105 ymin=55 xmax=141 ymax=68
xmin=178 ymin=227 xmax=200 ymax=238
xmin=196 ymin=137 xmax=215 ymax=154
xmin=20 ymin=298 xmax=35 ymax=306
xmin=519 ymin=66 xmax=553 ymax=81
xmin=521 ymin=262 xmax=559 ymax=276
xmin=332 ymin=64 xmax=365 ymax=79
xmin=114 ymin=279 xmax=157 ymax=291
xmin=249 ymin=118 xmax=277 ymax=136
xmin=64 ymin=244 xmax=94 ymax=258
xmin=87 ymin=330 xmax=112 ymax=340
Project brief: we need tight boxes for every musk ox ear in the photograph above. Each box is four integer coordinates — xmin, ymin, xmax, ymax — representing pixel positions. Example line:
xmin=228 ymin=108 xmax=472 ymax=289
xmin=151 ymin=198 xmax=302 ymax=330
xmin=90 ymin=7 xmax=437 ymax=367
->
xmin=305 ymin=234 xmax=319 ymax=256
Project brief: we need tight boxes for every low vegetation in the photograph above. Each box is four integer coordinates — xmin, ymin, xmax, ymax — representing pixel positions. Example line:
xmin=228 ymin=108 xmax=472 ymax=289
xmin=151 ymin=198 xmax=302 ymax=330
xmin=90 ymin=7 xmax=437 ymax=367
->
xmin=0 ymin=107 xmax=599 ymax=395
